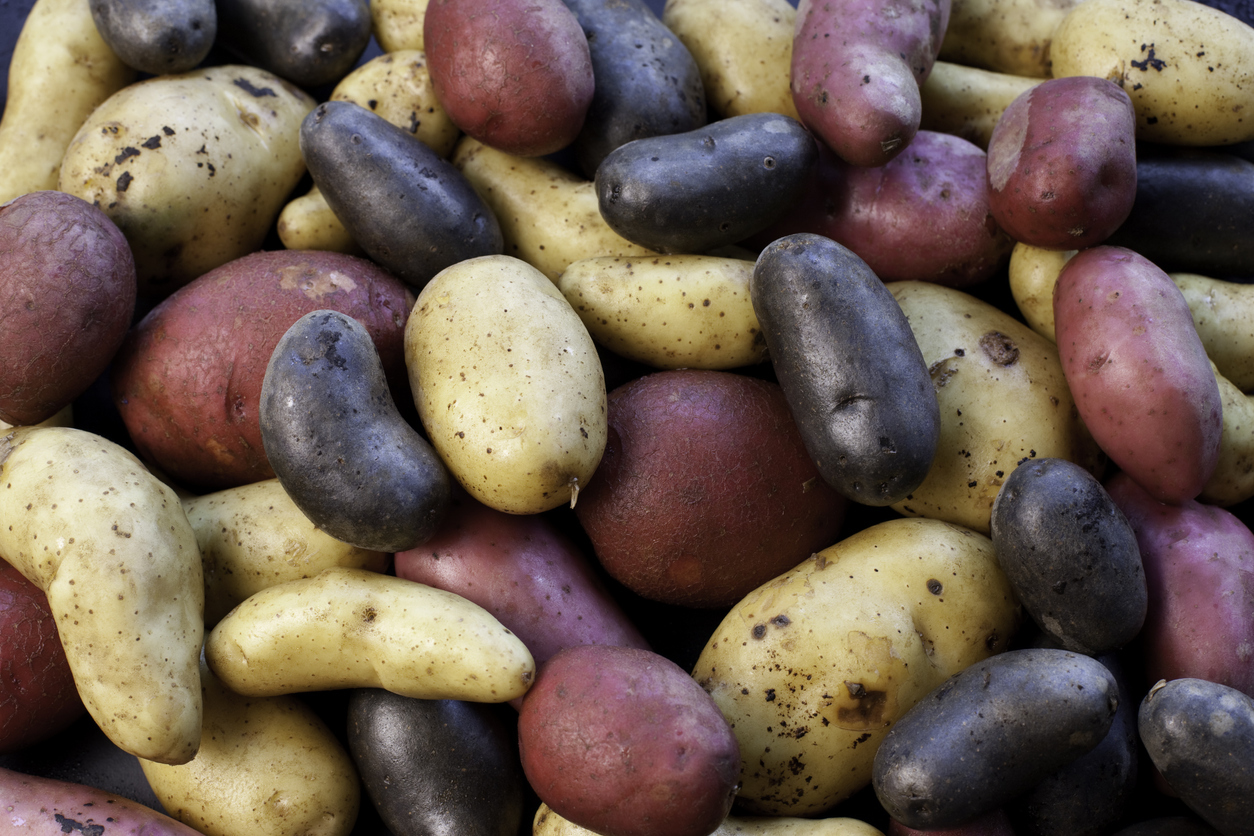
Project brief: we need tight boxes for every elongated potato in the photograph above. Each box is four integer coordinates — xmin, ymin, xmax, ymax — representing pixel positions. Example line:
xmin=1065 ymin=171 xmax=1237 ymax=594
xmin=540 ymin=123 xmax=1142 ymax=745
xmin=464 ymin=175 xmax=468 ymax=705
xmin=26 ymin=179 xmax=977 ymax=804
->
xmin=940 ymin=0 xmax=1083 ymax=77
xmin=920 ymin=60 xmax=1042 ymax=150
xmin=205 ymin=567 xmax=535 ymax=702
xmin=0 ymin=426 xmax=203 ymax=764
xmin=0 ymin=766 xmax=205 ymax=836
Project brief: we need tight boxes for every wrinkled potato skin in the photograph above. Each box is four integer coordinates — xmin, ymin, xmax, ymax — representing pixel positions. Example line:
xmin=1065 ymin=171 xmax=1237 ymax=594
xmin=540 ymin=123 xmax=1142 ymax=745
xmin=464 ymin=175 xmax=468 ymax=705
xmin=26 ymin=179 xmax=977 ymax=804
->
xmin=0 ymin=426 xmax=203 ymax=765
xmin=0 ymin=0 xmax=135 ymax=203
xmin=940 ymin=0 xmax=1082 ymax=77
xmin=693 ymin=517 xmax=1021 ymax=817
xmin=920 ymin=61 xmax=1042 ymax=149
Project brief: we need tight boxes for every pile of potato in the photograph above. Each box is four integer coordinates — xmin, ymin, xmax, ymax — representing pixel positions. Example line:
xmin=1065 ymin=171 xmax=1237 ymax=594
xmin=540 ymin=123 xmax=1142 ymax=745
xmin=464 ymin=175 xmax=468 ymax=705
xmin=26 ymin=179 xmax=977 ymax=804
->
xmin=3 ymin=0 xmax=1254 ymax=835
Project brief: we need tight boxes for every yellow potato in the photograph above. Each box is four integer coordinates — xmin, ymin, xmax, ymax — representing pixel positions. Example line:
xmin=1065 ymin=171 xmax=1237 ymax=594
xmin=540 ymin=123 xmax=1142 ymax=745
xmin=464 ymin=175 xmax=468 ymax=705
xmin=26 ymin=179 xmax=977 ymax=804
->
xmin=920 ymin=61 xmax=1043 ymax=150
xmin=141 ymin=661 xmax=360 ymax=836
xmin=0 ymin=0 xmax=135 ymax=203
xmin=534 ymin=804 xmax=884 ymax=836
xmin=0 ymin=426 xmax=203 ymax=764
xmin=406 ymin=255 xmax=608 ymax=514
xmin=276 ymin=184 xmax=365 ymax=255
xmin=372 ymin=0 xmax=428 ymax=52
xmin=939 ymin=0 xmax=1084 ymax=78
xmin=693 ymin=517 xmax=1021 ymax=816
xmin=1173 ymin=273 xmax=1254 ymax=393
xmin=557 ymin=255 xmax=767 ymax=370
xmin=1007 ymin=242 xmax=1077 ymax=341
xmin=1201 ymin=361 xmax=1254 ymax=507
xmin=205 ymin=567 xmax=535 ymax=701
xmin=1051 ymin=0 xmax=1254 ymax=145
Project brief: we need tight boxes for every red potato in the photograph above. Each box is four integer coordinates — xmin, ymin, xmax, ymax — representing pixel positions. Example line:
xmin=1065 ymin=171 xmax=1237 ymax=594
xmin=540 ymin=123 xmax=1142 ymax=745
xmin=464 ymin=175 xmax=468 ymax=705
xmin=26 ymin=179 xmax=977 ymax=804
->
xmin=0 ymin=766 xmax=204 ymax=835
xmin=1106 ymin=470 xmax=1254 ymax=697
xmin=111 ymin=249 xmax=414 ymax=490
xmin=0 ymin=191 xmax=136 ymax=426
xmin=0 ymin=560 xmax=85 ymax=754
xmin=987 ymin=76 xmax=1137 ymax=250
xmin=424 ymin=0 xmax=594 ymax=157
xmin=791 ymin=0 xmax=950 ymax=167
xmin=518 ymin=645 xmax=740 ymax=836
xmin=1053 ymin=246 xmax=1222 ymax=505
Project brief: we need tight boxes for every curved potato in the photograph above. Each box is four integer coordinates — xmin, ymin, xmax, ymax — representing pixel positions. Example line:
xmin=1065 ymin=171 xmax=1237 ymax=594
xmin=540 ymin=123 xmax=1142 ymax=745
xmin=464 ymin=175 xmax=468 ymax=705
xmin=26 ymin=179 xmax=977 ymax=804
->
xmin=1201 ymin=361 xmax=1254 ymax=507
xmin=0 ymin=766 xmax=205 ymax=836
xmin=1007 ymin=243 xmax=1077 ymax=340
xmin=276 ymin=183 xmax=365 ymax=254
xmin=940 ymin=0 xmax=1083 ymax=77
xmin=920 ymin=60 xmax=1042 ymax=150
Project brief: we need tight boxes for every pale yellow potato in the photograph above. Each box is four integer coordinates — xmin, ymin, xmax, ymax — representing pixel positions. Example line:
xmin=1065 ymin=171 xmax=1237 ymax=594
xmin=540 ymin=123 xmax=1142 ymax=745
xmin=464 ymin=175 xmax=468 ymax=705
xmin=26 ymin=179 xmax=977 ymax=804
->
xmin=920 ymin=61 xmax=1043 ymax=149
xmin=205 ymin=567 xmax=535 ymax=701
xmin=276 ymin=184 xmax=365 ymax=254
xmin=940 ymin=0 xmax=1083 ymax=78
xmin=141 ymin=661 xmax=359 ymax=836
xmin=182 ymin=478 xmax=389 ymax=628
xmin=1051 ymin=0 xmax=1254 ymax=145
xmin=534 ymin=804 xmax=884 ymax=836
xmin=406 ymin=255 xmax=607 ymax=514
xmin=887 ymin=281 xmax=1104 ymax=534
xmin=693 ymin=517 xmax=1021 ymax=816
xmin=0 ymin=0 xmax=135 ymax=203
xmin=0 ymin=426 xmax=203 ymax=764
xmin=1173 ymin=273 xmax=1254 ymax=393
xmin=1007 ymin=242 xmax=1077 ymax=340
xmin=57 ymin=65 xmax=315 ymax=295
xmin=662 ymin=0 xmax=800 ymax=120
xmin=452 ymin=137 xmax=659 ymax=283
xmin=1200 ymin=361 xmax=1254 ymax=507
xmin=557 ymin=255 xmax=768 ymax=370
xmin=372 ymin=0 xmax=428 ymax=53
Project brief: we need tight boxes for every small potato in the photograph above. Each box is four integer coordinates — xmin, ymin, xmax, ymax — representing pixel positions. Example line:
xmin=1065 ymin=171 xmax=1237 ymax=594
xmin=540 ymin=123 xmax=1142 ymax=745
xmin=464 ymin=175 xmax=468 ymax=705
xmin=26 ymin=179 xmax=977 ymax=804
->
xmin=1007 ymin=243 xmax=1077 ymax=340
xmin=1200 ymin=361 xmax=1254 ymax=507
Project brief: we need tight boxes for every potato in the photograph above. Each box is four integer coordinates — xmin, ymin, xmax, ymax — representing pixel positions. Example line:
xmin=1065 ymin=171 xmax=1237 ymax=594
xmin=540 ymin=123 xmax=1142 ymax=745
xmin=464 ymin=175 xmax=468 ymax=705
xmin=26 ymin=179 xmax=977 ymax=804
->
xmin=371 ymin=0 xmax=427 ymax=51
xmin=538 ymin=806 xmax=887 ymax=836
xmin=275 ymin=184 xmax=365 ymax=255
xmin=214 ymin=0 xmax=371 ymax=88
xmin=57 ymin=65 xmax=314 ymax=295
xmin=939 ymin=0 xmax=1083 ymax=77
xmin=0 ymin=190 xmax=136 ymax=426
xmin=88 ymin=0 xmax=216 ymax=75
xmin=0 ymin=766 xmax=205 ymax=836
xmin=1201 ymin=361 xmax=1254 ymax=507
xmin=424 ymin=0 xmax=593 ymax=157
xmin=693 ymin=517 xmax=1022 ymax=816
xmin=205 ymin=567 xmax=535 ymax=701
xmin=920 ymin=61 xmax=1042 ymax=150
xmin=518 ymin=644 xmax=740 ymax=836
xmin=0 ymin=426 xmax=203 ymax=764
xmin=1176 ymin=273 xmax=1254 ymax=393
xmin=1053 ymin=246 xmax=1223 ymax=505
xmin=1050 ymin=0 xmax=1254 ymax=145
xmin=0 ymin=0 xmax=135 ymax=204
xmin=139 ymin=661 xmax=360 ymax=836
xmin=405 ymin=254 xmax=607 ymax=515
xmin=1007 ymin=243 xmax=1077 ymax=340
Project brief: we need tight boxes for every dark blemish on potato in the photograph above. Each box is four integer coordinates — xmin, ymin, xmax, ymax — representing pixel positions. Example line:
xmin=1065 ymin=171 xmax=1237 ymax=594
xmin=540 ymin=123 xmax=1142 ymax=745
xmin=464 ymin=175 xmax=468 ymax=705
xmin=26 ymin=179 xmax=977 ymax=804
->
xmin=116 ymin=171 xmax=133 ymax=192
xmin=837 ymin=689 xmax=887 ymax=727
xmin=967 ymin=480 xmax=978 ymax=488
xmin=765 ymin=688 xmax=777 ymax=702
xmin=770 ymin=614 xmax=791 ymax=628
xmin=142 ymin=135 xmax=162 ymax=149
xmin=1130 ymin=45 xmax=1166 ymax=72
xmin=787 ymin=756 xmax=805 ymax=775
xmin=927 ymin=579 xmax=943 ymax=595
xmin=980 ymin=331 xmax=1019 ymax=366
xmin=851 ymin=732 xmax=872 ymax=748
xmin=207 ymin=163 xmax=216 ymax=177
xmin=233 ymin=77 xmax=278 ymax=97
xmin=53 ymin=815 xmax=104 ymax=836
xmin=114 ymin=147 xmax=140 ymax=164
xmin=986 ymin=631 xmax=1001 ymax=650
xmin=752 ymin=623 xmax=767 ymax=639
xmin=1088 ymin=352 xmax=1111 ymax=373
xmin=361 ymin=606 xmax=377 ymax=623
xmin=845 ymin=681 xmax=867 ymax=698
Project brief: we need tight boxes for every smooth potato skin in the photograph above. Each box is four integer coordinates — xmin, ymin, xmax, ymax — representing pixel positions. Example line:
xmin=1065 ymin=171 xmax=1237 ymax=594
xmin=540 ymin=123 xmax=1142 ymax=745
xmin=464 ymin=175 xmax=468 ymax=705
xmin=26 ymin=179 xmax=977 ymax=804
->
xmin=89 ymin=0 xmax=216 ymax=74
xmin=518 ymin=645 xmax=740 ymax=836
xmin=215 ymin=0 xmax=371 ymax=88
xmin=424 ymin=0 xmax=593 ymax=156
xmin=0 ymin=190 xmax=136 ymax=426
xmin=1054 ymin=246 xmax=1222 ymax=505
xmin=0 ymin=766 xmax=205 ymax=836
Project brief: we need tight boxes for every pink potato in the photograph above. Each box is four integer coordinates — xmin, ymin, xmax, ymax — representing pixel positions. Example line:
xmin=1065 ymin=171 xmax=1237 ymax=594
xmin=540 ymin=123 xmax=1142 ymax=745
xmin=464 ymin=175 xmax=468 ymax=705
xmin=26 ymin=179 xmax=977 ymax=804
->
xmin=791 ymin=0 xmax=950 ymax=167
xmin=987 ymin=76 xmax=1137 ymax=250
xmin=0 ymin=191 xmax=136 ymax=426
xmin=0 ymin=766 xmax=204 ymax=835
xmin=424 ymin=0 xmax=594 ymax=157
xmin=518 ymin=645 xmax=740 ymax=836
xmin=111 ymin=249 xmax=414 ymax=490
xmin=1053 ymin=246 xmax=1222 ymax=505
xmin=1106 ymin=471 xmax=1254 ymax=697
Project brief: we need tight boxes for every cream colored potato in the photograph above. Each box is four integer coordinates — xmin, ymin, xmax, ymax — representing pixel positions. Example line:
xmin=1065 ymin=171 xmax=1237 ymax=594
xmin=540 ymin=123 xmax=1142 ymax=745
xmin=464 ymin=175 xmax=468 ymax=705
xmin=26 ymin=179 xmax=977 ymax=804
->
xmin=452 ymin=137 xmax=659 ymax=282
xmin=940 ymin=0 xmax=1083 ymax=78
xmin=557 ymin=255 xmax=767 ymax=370
xmin=920 ymin=61 xmax=1043 ymax=149
xmin=57 ymin=65 xmax=315 ymax=295
xmin=693 ymin=517 xmax=1021 ymax=816
xmin=534 ymin=804 xmax=884 ymax=836
xmin=0 ymin=0 xmax=135 ymax=203
xmin=662 ymin=0 xmax=799 ymax=120
xmin=1173 ymin=273 xmax=1254 ymax=393
xmin=1008 ymin=242 xmax=1077 ymax=340
xmin=1200 ymin=361 xmax=1254 ymax=507
xmin=887 ymin=281 xmax=1104 ymax=534
xmin=0 ymin=426 xmax=203 ymax=764
xmin=406 ymin=255 xmax=607 ymax=513
xmin=141 ymin=661 xmax=359 ymax=836
xmin=205 ymin=567 xmax=535 ymax=701
xmin=182 ymin=478 xmax=389 ymax=627
xmin=276 ymin=184 xmax=365 ymax=254
xmin=1051 ymin=0 xmax=1254 ymax=145
xmin=372 ymin=0 xmax=428 ymax=52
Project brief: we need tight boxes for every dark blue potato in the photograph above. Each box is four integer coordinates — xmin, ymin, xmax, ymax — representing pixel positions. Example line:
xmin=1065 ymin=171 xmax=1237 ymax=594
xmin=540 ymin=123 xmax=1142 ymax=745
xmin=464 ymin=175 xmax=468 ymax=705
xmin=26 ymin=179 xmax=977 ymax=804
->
xmin=750 ymin=233 xmax=939 ymax=505
xmin=347 ymin=690 xmax=524 ymax=836
xmin=259 ymin=309 xmax=451 ymax=553
xmin=872 ymin=648 xmax=1120 ymax=830
xmin=594 ymin=112 xmax=818 ymax=253
xmin=990 ymin=458 xmax=1147 ymax=655
xmin=214 ymin=0 xmax=371 ymax=88
xmin=1139 ymin=678 xmax=1254 ymax=836
xmin=563 ymin=0 xmax=706 ymax=178
xmin=301 ymin=101 xmax=503 ymax=290
xmin=89 ymin=0 xmax=216 ymax=74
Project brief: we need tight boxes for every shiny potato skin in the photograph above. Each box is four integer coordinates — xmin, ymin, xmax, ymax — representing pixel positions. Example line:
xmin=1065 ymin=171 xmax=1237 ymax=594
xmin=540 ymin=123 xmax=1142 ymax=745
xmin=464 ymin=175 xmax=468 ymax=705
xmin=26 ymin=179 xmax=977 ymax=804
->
xmin=215 ymin=0 xmax=371 ymax=88
xmin=1139 ymin=678 xmax=1254 ymax=836
xmin=872 ymin=648 xmax=1120 ymax=830
xmin=347 ymin=690 xmax=524 ymax=836
xmin=302 ymin=101 xmax=503 ymax=290
xmin=595 ymin=112 xmax=818 ymax=253
xmin=260 ymin=310 xmax=451 ymax=553
xmin=989 ymin=458 xmax=1147 ymax=655
xmin=89 ymin=0 xmax=216 ymax=74
xmin=751 ymin=233 xmax=939 ymax=505
xmin=563 ymin=0 xmax=707 ymax=177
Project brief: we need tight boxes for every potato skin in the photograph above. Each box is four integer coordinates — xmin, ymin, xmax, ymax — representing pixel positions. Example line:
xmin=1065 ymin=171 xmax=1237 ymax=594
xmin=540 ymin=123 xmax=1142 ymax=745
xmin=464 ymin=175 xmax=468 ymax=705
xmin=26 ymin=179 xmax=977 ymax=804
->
xmin=88 ymin=0 xmax=216 ymax=75
xmin=518 ymin=645 xmax=740 ymax=836
xmin=214 ymin=0 xmax=371 ymax=88
xmin=0 ymin=190 xmax=136 ymax=426
xmin=424 ymin=0 xmax=594 ymax=156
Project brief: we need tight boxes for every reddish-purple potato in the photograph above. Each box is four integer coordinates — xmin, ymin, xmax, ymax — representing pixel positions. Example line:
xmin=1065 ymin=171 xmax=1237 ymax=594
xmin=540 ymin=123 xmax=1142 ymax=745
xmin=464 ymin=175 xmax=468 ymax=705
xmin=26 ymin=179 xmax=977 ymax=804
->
xmin=0 ymin=765 xmax=204 ymax=834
